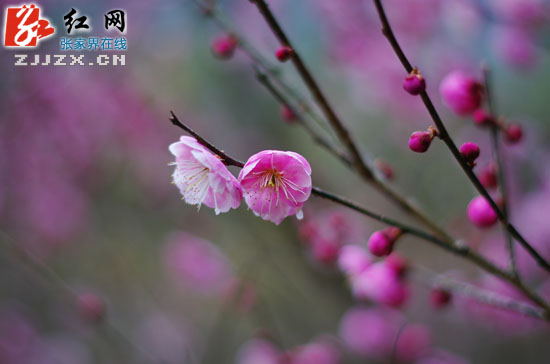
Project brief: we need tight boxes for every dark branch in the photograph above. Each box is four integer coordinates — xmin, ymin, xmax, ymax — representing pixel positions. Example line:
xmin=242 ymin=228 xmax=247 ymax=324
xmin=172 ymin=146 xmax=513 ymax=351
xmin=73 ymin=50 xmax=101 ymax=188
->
xmin=372 ymin=0 xmax=550 ymax=273
xmin=169 ymin=111 xmax=244 ymax=168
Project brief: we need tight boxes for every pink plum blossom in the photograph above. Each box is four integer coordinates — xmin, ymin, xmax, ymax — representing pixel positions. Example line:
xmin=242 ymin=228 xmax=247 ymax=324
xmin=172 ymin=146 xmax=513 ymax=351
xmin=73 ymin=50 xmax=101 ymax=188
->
xmin=440 ymin=71 xmax=483 ymax=115
xmin=494 ymin=27 xmax=538 ymax=70
xmin=339 ymin=307 xmax=403 ymax=360
xmin=239 ymin=150 xmax=312 ymax=225
xmin=337 ymin=245 xmax=372 ymax=276
xmin=350 ymin=260 xmax=410 ymax=307
xmin=339 ymin=307 xmax=432 ymax=362
xmin=169 ymin=136 xmax=242 ymax=215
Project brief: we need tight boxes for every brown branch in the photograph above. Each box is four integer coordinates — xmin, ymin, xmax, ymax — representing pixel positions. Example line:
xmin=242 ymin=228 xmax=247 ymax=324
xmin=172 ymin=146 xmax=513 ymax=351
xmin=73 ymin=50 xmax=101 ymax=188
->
xmin=170 ymin=111 xmax=244 ymax=168
xmin=167 ymin=115 xmax=550 ymax=317
xmin=249 ymin=0 xmax=374 ymax=180
xmin=254 ymin=69 xmax=353 ymax=167
xmin=193 ymin=0 xmax=455 ymax=247
xmin=482 ymin=64 xmax=517 ymax=277
xmin=372 ymin=0 xmax=550 ymax=273
xmin=414 ymin=267 xmax=546 ymax=320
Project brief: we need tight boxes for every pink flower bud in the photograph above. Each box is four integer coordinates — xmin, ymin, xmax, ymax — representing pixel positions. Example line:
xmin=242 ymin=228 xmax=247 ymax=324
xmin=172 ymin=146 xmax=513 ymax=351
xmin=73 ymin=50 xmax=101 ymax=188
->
xmin=275 ymin=46 xmax=292 ymax=62
xmin=367 ymin=228 xmax=401 ymax=257
xmin=505 ymin=124 xmax=523 ymax=144
xmin=403 ymin=70 xmax=426 ymax=95
xmin=459 ymin=142 xmax=480 ymax=165
xmin=478 ymin=164 xmax=498 ymax=189
xmin=211 ymin=34 xmax=237 ymax=60
xmin=440 ymin=71 xmax=483 ymax=115
xmin=280 ymin=105 xmax=297 ymax=123
xmin=77 ymin=293 xmax=105 ymax=324
xmin=408 ymin=131 xmax=432 ymax=153
xmin=429 ymin=288 xmax=452 ymax=309
xmin=367 ymin=231 xmax=392 ymax=257
xmin=467 ymin=196 xmax=498 ymax=228
xmin=473 ymin=109 xmax=495 ymax=126
xmin=312 ymin=238 xmax=340 ymax=265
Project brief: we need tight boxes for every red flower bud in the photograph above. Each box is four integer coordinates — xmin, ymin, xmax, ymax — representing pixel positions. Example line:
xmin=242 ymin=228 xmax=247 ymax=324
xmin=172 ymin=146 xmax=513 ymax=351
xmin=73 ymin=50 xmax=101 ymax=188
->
xmin=430 ymin=288 xmax=452 ymax=309
xmin=211 ymin=34 xmax=237 ymax=60
xmin=459 ymin=142 xmax=480 ymax=166
xmin=275 ymin=46 xmax=292 ymax=62
xmin=280 ymin=105 xmax=297 ymax=123
xmin=408 ymin=130 xmax=434 ymax=153
xmin=472 ymin=109 xmax=495 ymax=126
xmin=403 ymin=69 xmax=426 ymax=95
xmin=505 ymin=124 xmax=523 ymax=144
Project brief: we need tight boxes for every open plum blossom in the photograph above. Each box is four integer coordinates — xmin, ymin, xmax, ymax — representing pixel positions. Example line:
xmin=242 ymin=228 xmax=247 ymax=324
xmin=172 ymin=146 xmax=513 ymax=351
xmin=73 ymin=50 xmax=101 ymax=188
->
xmin=239 ymin=150 xmax=312 ymax=225
xmin=169 ymin=136 xmax=242 ymax=214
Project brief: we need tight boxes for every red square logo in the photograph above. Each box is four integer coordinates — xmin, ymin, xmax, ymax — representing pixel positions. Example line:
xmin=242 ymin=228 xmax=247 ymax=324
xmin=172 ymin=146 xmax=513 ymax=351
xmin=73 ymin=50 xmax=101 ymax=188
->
xmin=4 ymin=4 xmax=55 ymax=47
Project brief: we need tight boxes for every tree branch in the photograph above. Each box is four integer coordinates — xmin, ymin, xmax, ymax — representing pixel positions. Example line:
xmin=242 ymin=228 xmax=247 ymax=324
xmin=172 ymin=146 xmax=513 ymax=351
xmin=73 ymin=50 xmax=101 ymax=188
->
xmin=167 ymin=114 xmax=550 ymax=317
xmin=482 ymin=65 xmax=517 ymax=277
xmin=249 ymin=0 xmax=374 ymax=180
xmin=371 ymin=0 xmax=550 ymax=273
xmin=414 ymin=267 xmax=546 ymax=320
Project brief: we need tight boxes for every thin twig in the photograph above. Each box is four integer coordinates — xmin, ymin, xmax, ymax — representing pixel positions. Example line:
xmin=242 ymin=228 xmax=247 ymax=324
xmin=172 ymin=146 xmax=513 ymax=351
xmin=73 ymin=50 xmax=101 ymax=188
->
xmin=482 ymin=65 xmax=517 ymax=278
xmin=0 ymin=231 xmax=157 ymax=362
xmin=371 ymin=0 xmax=550 ymax=273
xmin=247 ymin=0 xmax=459 ymax=244
xmin=193 ymin=0 xmax=456 ymax=254
xmin=254 ymin=68 xmax=352 ymax=167
xmin=414 ymin=267 xmax=545 ymax=320
xmin=250 ymin=0 xmax=374 ymax=180
xmin=167 ymin=116 xmax=550 ymax=317
xmin=190 ymin=0 xmax=337 ymax=141
xmin=170 ymin=111 xmax=244 ymax=167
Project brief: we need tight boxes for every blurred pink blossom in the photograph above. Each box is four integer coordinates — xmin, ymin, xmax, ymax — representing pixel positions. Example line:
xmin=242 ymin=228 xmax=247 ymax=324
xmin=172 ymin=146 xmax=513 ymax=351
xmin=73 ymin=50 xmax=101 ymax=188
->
xmin=337 ymin=245 xmax=372 ymax=276
xmin=494 ymin=27 xmax=538 ymax=70
xmin=163 ymin=232 xmax=234 ymax=295
xmin=487 ymin=0 xmax=547 ymax=25
xmin=135 ymin=312 xmax=188 ymax=364
xmin=440 ymin=71 xmax=483 ymax=116
xmin=289 ymin=336 xmax=341 ymax=364
xmin=236 ymin=338 xmax=282 ymax=364
xmin=0 ymin=309 xmax=37 ymax=363
xmin=350 ymin=260 xmax=410 ymax=307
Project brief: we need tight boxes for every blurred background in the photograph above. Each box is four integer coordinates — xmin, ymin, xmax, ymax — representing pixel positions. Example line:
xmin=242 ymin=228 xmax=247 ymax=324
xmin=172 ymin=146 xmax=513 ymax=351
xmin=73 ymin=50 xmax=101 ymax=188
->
xmin=0 ymin=0 xmax=549 ymax=363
